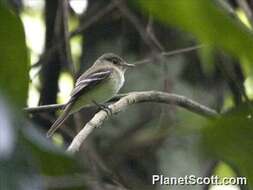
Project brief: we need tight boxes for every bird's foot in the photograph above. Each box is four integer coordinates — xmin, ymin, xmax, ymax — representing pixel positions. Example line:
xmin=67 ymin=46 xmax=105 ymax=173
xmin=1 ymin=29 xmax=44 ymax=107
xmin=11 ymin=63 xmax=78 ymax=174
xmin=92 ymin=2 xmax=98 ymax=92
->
xmin=92 ymin=100 xmax=112 ymax=116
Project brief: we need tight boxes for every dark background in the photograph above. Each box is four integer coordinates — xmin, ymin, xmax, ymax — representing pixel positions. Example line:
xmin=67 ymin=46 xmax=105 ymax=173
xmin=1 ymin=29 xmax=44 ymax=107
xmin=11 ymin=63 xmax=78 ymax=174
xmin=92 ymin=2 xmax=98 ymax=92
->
xmin=0 ymin=0 xmax=253 ymax=190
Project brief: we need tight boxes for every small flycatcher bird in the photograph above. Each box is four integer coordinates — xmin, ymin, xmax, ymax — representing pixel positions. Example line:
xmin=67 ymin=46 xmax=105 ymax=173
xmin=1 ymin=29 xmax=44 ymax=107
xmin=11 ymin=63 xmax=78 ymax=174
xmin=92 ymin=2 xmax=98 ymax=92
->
xmin=47 ymin=53 xmax=134 ymax=137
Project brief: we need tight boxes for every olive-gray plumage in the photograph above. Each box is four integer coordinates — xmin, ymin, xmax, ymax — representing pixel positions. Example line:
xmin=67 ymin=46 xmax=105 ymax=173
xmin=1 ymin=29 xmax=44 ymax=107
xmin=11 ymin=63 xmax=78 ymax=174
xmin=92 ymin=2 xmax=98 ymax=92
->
xmin=47 ymin=53 xmax=134 ymax=137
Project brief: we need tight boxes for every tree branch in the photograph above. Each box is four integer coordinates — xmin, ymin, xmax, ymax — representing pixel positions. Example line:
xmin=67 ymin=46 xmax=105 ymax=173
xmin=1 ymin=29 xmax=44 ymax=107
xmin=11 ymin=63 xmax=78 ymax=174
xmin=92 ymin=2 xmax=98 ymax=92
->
xmin=24 ymin=44 xmax=203 ymax=113
xmin=67 ymin=91 xmax=218 ymax=154
xmin=24 ymin=103 xmax=66 ymax=113
xmin=23 ymin=94 xmax=127 ymax=113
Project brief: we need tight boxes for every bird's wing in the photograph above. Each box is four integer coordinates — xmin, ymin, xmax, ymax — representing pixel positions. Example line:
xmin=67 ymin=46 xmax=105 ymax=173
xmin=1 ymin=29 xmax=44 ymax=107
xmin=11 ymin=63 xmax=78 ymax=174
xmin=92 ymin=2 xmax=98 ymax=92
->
xmin=46 ymin=68 xmax=112 ymax=137
xmin=69 ymin=68 xmax=113 ymax=102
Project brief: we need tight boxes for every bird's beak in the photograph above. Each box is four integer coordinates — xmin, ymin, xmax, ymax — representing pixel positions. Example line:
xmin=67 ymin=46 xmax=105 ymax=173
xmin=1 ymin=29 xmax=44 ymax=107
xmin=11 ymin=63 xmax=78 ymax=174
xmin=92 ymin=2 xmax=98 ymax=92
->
xmin=123 ymin=62 xmax=135 ymax=68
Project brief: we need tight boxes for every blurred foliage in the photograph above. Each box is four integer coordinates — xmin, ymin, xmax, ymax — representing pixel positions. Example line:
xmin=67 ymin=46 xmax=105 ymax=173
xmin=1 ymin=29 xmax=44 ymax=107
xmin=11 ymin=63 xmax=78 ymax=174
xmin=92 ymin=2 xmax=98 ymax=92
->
xmin=137 ymin=0 xmax=253 ymax=189
xmin=137 ymin=0 xmax=253 ymax=67
xmin=214 ymin=162 xmax=237 ymax=178
xmin=202 ymin=105 xmax=253 ymax=189
xmin=0 ymin=2 xmax=29 ymax=107
xmin=0 ymin=99 xmax=85 ymax=190
xmin=0 ymin=2 xmax=85 ymax=190
xmin=1 ymin=0 xmax=253 ymax=189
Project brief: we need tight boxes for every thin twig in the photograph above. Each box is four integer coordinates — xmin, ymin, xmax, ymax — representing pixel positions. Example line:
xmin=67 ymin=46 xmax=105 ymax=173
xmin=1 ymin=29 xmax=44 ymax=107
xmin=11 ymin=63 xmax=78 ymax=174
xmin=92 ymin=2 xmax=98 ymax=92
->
xmin=67 ymin=91 xmax=218 ymax=153
xmin=146 ymin=16 xmax=165 ymax=51
xmin=133 ymin=44 xmax=204 ymax=65
xmin=69 ymin=1 xmax=120 ymax=37
xmin=25 ymin=43 xmax=204 ymax=113
xmin=24 ymin=103 xmax=66 ymax=113
xmin=24 ymin=45 xmax=203 ymax=112
xmin=32 ymin=1 xmax=118 ymax=68
xmin=113 ymin=0 xmax=160 ymax=53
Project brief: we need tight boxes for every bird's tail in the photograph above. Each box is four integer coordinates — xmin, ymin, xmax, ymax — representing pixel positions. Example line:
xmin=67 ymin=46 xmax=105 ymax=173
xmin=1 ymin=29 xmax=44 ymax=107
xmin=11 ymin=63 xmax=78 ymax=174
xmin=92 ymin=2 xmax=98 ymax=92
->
xmin=46 ymin=103 xmax=73 ymax=138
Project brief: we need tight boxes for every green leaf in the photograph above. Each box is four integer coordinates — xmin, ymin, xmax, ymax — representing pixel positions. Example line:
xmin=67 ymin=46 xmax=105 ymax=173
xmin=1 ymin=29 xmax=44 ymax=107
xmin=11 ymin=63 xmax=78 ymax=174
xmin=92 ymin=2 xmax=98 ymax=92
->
xmin=0 ymin=98 xmax=86 ymax=190
xmin=202 ymin=105 xmax=253 ymax=189
xmin=0 ymin=3 xmax=29 ymax=107
xmin=137 ymin=0 xmax=253 ymax=66
xmin=21 ymin=125 xmax=82 ymax=176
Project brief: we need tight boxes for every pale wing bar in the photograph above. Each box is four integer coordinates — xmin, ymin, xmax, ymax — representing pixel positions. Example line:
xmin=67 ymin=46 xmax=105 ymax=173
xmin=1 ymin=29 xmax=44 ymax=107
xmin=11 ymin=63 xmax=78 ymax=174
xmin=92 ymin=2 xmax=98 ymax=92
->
xmin=75 ymin=70 xmax=112 ymax=86
xmin=70 ymin=69 xmax=112 ymax=100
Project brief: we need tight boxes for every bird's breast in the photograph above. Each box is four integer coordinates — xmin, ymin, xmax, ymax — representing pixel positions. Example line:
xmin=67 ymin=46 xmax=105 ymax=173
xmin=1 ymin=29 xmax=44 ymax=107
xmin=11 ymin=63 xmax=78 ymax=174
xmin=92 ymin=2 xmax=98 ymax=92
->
xmin=110 ymin=67 xmax=125 ymax=92
xmin=70 ymin=68 xmax=125 ymax=114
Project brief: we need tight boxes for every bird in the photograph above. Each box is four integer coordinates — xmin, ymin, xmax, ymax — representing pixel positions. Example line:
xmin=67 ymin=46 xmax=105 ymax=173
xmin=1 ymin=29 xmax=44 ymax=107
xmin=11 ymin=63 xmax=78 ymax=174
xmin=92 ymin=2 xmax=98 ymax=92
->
xmin=46 ymin=53 xmax=134 ymax=137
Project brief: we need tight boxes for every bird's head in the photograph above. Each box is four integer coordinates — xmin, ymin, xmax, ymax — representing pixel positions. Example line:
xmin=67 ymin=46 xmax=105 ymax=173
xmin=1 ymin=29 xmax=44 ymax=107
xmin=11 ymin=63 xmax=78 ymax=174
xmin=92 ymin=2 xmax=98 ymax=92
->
xmin=96 ymin=53 xmax=135 ymax=71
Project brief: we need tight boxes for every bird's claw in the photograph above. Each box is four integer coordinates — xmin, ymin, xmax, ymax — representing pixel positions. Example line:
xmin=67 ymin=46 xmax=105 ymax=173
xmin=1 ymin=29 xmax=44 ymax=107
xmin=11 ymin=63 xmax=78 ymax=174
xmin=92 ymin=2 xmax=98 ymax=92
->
xmin=92 ymin=100 xmax=112 ymax=116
